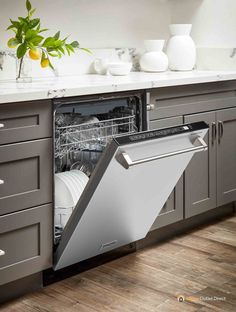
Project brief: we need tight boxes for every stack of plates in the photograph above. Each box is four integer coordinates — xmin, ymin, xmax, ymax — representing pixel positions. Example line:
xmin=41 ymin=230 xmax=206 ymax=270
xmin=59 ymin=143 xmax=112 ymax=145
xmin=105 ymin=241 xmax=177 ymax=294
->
xmin=55 ymin=169 xmax=89 ymax=228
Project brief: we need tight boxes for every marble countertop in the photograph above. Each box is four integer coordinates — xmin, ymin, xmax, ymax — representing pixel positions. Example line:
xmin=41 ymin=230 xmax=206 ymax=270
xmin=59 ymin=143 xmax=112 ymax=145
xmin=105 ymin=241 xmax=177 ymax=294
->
xmin=0 ymin=70 xmax=236 ymax=104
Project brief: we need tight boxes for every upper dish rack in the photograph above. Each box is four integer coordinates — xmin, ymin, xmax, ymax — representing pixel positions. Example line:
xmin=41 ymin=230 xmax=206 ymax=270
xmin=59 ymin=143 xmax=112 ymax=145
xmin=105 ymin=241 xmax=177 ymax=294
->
xmin=55 ymin=115 xmax=137 ymax=159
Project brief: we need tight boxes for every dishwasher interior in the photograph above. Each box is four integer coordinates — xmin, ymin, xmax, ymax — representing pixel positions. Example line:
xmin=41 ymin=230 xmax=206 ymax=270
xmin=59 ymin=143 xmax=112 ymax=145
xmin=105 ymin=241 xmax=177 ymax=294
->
xmin=54 ymin=94 xmax=143 ymax=244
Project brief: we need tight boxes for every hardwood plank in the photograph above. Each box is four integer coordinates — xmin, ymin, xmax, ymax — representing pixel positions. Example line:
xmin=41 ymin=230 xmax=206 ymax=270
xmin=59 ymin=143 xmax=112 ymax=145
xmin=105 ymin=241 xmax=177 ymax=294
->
xmin=2 ymin=213 xmax=235 ymax=312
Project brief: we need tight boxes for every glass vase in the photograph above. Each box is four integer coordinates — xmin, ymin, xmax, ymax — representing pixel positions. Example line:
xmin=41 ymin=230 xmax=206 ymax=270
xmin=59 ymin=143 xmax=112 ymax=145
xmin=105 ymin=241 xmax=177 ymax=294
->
xmin=16 ymin=56 xmax=32 ymax=82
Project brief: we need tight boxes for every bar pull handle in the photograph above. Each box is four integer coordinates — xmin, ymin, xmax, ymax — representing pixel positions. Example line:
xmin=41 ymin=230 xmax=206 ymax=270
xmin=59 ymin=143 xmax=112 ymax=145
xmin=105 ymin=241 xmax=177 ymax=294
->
xmin=146 ymin=104 xmax=155 ymax=111
xmin=0 ymin=123 xmax=4 ymax=129
xmin=212 ymin=122 xmax=217 ymax=145
xmin=218 ymin=121 xmax=224 ymax=143
xmin=0 ymin=179 xmax=4 ymax=185
xmin=0 ymin=249 xmax=5 ymax=257
xmin=119 ymin=136 xmax=208 ymax=169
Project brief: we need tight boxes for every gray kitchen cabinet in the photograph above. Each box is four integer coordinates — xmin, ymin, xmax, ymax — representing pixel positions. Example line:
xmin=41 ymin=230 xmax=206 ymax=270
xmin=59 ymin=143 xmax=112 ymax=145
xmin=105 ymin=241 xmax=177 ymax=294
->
xmin=184 ymin=107 xmax=236 ymax=217
xmin=0 ymin=204 xmax=52 ymax=286
xmin=184 ymin=112 xmax=217 ymax=218
xmin=0 ymin=99 xmax=53 ymax=293
xmin=149 ymin=116 xmax=184 ymax=230
xmin=0 ymin=139 xmax=53 ymax=215
xmin=217 ymin=107 xmax=236 ymax=206
xmin=0 ymin=100 xmax=52 ymax=145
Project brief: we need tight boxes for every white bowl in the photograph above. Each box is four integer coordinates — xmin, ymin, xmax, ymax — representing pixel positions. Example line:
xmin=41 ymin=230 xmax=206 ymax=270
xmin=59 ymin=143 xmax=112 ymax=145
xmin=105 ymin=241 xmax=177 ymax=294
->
xmin=108 ymin=62 xmax=132 ymax=76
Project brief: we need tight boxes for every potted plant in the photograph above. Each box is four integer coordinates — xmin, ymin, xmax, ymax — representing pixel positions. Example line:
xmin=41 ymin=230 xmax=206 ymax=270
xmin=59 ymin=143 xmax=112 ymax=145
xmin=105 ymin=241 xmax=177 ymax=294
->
xmin=7 ymin=0 xmax=90 ymax=81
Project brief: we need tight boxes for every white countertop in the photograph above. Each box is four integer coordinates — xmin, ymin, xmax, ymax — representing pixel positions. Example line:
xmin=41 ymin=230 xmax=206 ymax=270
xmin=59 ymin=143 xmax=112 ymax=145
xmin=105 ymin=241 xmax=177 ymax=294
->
xmin=0 ymin=70 xmax=236 ymax=104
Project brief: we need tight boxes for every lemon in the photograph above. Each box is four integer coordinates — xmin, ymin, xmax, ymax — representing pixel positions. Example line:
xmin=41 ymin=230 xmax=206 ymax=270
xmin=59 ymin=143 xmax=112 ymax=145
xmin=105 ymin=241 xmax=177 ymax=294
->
xmin=29 ymin=49 xmax=41 ymax=60
xmin=41 ymin=58 xmax=50 ymax=68
xmin=7 ymin=38 xmax=18 ymax=48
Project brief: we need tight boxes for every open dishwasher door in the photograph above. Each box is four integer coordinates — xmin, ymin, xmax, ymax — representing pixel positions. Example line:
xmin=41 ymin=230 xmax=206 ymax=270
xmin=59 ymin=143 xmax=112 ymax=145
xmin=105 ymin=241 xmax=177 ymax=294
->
xmin=54 ymin=121 xmax=208 ymax=270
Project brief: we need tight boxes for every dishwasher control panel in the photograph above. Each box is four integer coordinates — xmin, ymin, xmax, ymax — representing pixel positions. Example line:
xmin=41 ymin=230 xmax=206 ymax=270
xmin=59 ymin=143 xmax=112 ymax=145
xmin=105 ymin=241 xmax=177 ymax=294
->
xmin=115 ymin=121 xmax=208 ymax=145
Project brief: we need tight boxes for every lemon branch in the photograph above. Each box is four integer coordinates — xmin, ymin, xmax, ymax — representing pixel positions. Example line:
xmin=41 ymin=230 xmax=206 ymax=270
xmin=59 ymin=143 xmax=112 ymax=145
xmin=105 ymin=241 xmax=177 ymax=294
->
xmin=7 ymin=0 xmax=90 ymax=78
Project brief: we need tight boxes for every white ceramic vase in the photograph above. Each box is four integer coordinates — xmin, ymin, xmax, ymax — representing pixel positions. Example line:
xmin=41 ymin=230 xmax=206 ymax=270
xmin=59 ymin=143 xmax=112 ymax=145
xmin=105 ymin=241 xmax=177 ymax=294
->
xmin=166 ymin=24 xmax=196 ymax=71
xmin=140 ymin=40 xmax=168 ymax=72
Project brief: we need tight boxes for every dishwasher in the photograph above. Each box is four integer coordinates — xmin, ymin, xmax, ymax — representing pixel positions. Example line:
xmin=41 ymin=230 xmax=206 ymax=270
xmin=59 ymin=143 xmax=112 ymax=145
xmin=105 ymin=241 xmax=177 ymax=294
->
xmin=53 ymin=91 xmax=208 ymax=270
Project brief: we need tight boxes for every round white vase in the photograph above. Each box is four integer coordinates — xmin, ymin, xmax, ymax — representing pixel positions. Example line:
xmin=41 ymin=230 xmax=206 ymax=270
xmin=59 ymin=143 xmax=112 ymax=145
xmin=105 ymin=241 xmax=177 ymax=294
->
xmin=140 ymin=40 xmax=168 ymax=72
xmin=166 ymin=24 xmax=196 ymax=71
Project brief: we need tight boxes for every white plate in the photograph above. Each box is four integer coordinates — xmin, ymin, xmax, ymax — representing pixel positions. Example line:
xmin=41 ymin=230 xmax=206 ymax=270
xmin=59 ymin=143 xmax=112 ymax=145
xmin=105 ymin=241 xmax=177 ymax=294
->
xmin=61 ymin=170 xmax=87 ymax=203
xmin=70 ymin=169 xmax=89 ymax=184
xmin=66 ymin=173 xmax=84 ymax=201
xmin=55 ymin=174 xmax=74 ymax=208
xmin=58 ymin=172 xmax=80 ymax=205
xmin=69 ymin=171 xmax=88 ymax=188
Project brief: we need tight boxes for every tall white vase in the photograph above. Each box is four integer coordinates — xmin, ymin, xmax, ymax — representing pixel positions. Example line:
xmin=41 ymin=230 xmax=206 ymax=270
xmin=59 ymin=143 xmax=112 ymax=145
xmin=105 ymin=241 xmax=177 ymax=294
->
xmin=166 ymin=24 xmax=196 ymax=71
xmin=140 ymin=40 xmax=168 ymax=72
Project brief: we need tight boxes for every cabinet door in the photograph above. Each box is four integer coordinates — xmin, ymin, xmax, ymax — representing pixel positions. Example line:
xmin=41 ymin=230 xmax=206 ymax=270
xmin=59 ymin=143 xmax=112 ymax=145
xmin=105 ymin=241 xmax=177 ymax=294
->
xmin=184 ymin=112 xmax=217 ymax=218
xmin=0 ymin=139 xmax=53 ymax=215
xmin=149 ymin=116 xmax=184 ymax=230
xmin=0 ymin=204 xmax=52 ymax=286
xmin=217 ymin=107 xmax=236 ymax=206
xmin=0 ymin=100 xmax=52 ymax=145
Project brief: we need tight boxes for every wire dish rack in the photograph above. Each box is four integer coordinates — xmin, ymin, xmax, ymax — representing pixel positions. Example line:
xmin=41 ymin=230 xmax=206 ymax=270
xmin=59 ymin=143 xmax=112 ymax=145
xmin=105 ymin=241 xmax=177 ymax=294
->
xmin=55 ymin=115 xmax=137 ymax=159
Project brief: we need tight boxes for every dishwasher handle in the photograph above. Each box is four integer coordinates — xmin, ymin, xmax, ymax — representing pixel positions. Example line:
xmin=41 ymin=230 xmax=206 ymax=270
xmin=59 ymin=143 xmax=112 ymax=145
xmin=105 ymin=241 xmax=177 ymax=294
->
xmin=118 ymin=136 xmax=208 ymax=169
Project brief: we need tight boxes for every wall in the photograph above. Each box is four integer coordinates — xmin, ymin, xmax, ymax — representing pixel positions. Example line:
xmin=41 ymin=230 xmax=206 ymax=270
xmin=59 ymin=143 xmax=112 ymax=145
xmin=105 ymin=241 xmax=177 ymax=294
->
xmin=170 ymin=0 xmax=236 ymax=48
xmin=0 ymin=0 xmax=235 ymax=79
xmin=170 ymin=0 xmax=236 ymax=70
xmin=0 ymin=0 xmax=171 ymax=49
xmin=0 ymin=0 xmax=172 ymax=79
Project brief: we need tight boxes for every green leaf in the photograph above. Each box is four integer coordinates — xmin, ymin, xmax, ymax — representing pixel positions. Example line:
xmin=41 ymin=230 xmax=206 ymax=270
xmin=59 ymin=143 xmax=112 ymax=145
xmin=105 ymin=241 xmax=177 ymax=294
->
xmin=25 ymin=29 xmax=38 ymax=39
xmin=57 ymin=50 xmax=62 ymax=58
xmin=66 ymin=45 xmax=74 ymax=53
xmin=80 ymin=47 xmax=92 ymax=54
xmin=29 ymin=8 xmax=36 ymax=17
xmin=7 ymin=37 xmax=20 ymax=48
xmin=7 ymin=24 xmax=17 ymax=31
xmin=15 ymin=25 xmax=23 ymax=43
xmin=26 ymin=0 xmax=32 ymax=12
xmin=18 ymin=17 xmax=28 ymax=23
xmin=8 ymin=19 xmax=20 ymax=29
xmin=48 ymin=52 xmax=58 ymax=57
xmin=42 ymin=37 xmax=55 ymax=48
xmin=57 ymin=46 xmax=65 ymax=55
xmin=17 ymin=43 xmax=27 ymax=59
xmin=30 ymin=35 xmax=44 ymax=45
xmin=65 ymin=44 xmax=71 ymax=56
xmin=38 ymin=28 xmax=49 ymax=33
xmin=49 ymin=60 xmax=55 ymax=70
xmin=53 ymin=39 xmax=63 ymax=48
xmin=70 ymin=41 xmax=79 ymax=48
xmin=54 ymin=31 xmax=60 ymax=40
xmin=41 ymin=50 xmax=46 ymax=62
xmin=29 ymin=18 xmax=40 ymax=29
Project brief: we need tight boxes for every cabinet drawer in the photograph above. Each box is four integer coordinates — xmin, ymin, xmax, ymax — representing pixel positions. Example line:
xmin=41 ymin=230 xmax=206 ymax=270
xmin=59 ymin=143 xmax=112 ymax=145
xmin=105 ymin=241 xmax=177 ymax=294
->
xmin=0 ymin=100 xmax=52 ymax=145
xmin=0 ymin=204 xmax=52 ymax=286
xmin=149 ymin=116 xmax=183 ymax=130
xmin=149 ymin=85 xmax=236 ymax=120
xmin=0 ymin=139 xmax=53 ymax=215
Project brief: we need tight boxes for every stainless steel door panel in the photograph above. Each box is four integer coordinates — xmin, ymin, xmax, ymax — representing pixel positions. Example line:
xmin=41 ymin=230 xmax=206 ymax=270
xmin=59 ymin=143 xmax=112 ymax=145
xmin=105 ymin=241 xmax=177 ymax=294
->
xmin=54 ymin=123 xmax=208 ymax=270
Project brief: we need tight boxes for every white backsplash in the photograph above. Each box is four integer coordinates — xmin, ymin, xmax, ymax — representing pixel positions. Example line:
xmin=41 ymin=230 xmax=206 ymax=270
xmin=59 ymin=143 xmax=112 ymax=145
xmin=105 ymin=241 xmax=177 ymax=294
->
xmin=0 ymin=48 xmax=142 ymax=81
xmin=197 ymin=48 xmax=236 ymax=71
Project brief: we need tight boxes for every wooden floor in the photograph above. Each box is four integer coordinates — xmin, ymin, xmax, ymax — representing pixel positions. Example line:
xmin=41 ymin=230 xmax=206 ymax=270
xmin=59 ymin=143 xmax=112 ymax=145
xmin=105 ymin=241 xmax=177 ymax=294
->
xmin=1 ymin=214 xmax=236 ymax=312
